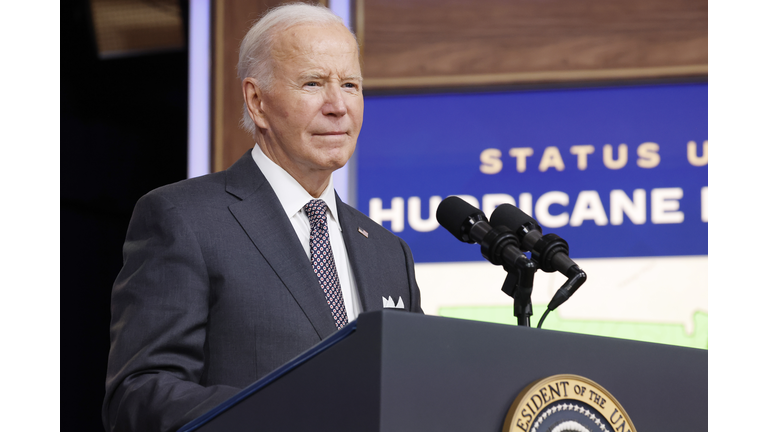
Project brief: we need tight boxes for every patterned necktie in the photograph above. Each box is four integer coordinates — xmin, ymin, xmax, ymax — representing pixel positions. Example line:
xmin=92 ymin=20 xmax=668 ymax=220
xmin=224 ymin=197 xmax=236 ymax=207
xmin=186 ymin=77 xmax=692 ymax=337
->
xmin=304 ymin=199 xmax=348 ymax=329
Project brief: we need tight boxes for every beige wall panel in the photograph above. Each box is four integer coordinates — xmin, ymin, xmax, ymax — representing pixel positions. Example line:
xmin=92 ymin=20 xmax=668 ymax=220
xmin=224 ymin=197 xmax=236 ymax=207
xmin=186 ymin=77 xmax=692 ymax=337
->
xmin=361 ymin=0 xmax=707 ymax=88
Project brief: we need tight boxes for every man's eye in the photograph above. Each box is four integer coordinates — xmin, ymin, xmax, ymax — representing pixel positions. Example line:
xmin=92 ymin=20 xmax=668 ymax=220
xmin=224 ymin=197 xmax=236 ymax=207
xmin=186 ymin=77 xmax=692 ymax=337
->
xmin=305 ymin=82 xmax=319 ymax=87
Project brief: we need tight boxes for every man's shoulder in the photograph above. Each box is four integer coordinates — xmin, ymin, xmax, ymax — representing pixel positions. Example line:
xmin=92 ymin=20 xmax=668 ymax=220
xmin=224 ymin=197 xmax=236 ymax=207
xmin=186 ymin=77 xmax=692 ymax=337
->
xmin=142 ymin=150 xmax=259 ymax=206
xmin=152 ymin=170 xmax=226 ymax=196
xmin=140 ymin=170 xmax=230 ymax=209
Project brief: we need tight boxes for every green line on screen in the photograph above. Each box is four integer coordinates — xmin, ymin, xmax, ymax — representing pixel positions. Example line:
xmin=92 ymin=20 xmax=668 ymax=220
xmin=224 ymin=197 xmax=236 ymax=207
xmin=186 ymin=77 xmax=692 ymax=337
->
xmin=438 ymin=304 xmax=708 ymax=349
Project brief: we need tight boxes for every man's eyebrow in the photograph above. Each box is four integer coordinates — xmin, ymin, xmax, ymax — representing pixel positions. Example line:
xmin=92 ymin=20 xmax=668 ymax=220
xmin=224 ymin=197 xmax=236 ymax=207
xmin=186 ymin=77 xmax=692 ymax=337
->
xmin=299 ymin=72 xmax=363 ymax=82
xmin=299 ymin=72 xmax=327 ymax=81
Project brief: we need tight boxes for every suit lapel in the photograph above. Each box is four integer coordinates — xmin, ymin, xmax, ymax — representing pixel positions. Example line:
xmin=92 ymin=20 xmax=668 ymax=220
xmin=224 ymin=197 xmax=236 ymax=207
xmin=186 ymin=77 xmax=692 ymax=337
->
xmin=337 ymin=196 xmax=380 ymax=312
xmin=225 ymin=152 xmax=338 ymax=340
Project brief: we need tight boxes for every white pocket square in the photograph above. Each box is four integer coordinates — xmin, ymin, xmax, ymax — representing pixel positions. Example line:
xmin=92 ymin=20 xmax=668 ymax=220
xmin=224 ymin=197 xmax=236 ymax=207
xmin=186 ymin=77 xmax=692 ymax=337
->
xmin=382 ymin=296 xmax=404 ymax=309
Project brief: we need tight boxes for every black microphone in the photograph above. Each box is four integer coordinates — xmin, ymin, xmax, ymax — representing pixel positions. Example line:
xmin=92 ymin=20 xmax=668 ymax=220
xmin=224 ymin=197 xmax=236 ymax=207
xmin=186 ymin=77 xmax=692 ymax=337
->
xmin=436 ymin=196 xmax=532 ymax=271
xmin=437 ymin=196 xmax=538 ymax=326
xmin=490 ymin=204 xmax=586 ymax=312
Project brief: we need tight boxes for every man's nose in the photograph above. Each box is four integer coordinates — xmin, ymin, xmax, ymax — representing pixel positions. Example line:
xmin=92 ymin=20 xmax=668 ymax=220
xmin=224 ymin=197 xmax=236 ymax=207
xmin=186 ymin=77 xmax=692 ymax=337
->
xmin=322 ymin=86 xmax=347 ymax=116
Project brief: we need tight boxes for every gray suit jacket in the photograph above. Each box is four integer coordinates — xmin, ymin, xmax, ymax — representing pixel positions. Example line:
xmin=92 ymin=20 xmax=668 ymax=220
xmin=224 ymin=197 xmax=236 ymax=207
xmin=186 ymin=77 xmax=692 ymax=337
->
xmin=102 ymin=151 xmax=422 ymax=432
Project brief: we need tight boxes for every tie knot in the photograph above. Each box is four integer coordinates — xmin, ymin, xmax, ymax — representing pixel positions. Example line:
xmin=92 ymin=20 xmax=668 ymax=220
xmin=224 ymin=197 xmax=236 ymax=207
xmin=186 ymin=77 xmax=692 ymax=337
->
xmin=304 ymin=199 xmax=328 ymax=225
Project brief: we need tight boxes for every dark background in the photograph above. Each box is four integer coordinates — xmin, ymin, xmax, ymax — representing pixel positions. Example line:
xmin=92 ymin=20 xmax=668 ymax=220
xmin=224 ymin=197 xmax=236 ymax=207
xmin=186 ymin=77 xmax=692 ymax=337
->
xmin=61 ymin=1 xmax=188 ymax=429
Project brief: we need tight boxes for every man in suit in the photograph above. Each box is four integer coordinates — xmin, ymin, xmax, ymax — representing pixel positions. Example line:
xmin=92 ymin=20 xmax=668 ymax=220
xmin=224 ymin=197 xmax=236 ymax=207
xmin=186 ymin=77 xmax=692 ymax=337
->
xmin=102 ymin=4 xmax=422 ymax=431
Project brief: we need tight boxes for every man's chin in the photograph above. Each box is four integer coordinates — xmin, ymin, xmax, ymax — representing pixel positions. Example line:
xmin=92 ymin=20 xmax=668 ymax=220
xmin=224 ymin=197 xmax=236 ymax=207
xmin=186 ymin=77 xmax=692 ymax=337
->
xmin=321 ymin=156 xmax=350 ymax=172
xmin=315 ymin=145 xmax=356 ymax=169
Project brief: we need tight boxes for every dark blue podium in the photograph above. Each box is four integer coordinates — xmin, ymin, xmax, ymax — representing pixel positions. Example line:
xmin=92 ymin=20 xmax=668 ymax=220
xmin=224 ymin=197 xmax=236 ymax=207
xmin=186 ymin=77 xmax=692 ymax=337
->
xmin=180 ymin=309 xmax=706 ymax=431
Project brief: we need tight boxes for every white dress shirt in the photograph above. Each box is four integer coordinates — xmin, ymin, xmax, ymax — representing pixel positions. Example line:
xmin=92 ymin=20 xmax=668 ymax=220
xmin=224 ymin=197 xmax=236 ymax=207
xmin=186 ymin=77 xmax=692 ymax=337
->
xmin=251 ymin=145 xmax=362 ymax=322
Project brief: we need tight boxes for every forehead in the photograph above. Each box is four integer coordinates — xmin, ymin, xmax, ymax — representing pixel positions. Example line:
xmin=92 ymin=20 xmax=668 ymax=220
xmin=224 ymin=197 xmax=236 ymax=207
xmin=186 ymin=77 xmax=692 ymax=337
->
xmin=270 ymin=23 xmax=360 ymax=73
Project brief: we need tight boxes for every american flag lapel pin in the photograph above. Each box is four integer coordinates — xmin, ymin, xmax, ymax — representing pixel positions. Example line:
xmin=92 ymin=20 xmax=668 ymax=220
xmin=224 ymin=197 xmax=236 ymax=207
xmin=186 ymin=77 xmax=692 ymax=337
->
xmin=358 ymin=227 xmax=369 ymax=238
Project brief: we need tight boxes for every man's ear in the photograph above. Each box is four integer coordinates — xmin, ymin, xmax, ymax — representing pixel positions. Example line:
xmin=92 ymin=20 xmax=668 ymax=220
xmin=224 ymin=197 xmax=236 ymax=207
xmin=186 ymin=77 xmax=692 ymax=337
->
xmin=242 ymin=77 xmax=269 ymax=130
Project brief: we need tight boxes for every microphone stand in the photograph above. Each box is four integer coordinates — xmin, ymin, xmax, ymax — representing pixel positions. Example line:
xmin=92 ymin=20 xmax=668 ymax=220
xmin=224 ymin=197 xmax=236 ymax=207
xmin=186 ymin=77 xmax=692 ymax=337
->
xmin=500 ymin=260 xmax=537 ymax=327
xmin=476 ymin=226 xmax=538 ymax=327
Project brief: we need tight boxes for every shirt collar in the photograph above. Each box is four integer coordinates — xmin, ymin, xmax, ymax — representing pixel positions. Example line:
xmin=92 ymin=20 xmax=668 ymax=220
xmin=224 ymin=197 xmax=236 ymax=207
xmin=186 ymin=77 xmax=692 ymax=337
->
xmin=251 ymin=145 xmax=339 ymax=225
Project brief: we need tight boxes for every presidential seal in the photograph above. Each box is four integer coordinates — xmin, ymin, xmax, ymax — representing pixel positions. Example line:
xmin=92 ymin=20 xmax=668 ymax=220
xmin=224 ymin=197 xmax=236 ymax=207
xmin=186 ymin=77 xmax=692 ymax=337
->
xmin=503 ymin=374 xmax=636 ymax=432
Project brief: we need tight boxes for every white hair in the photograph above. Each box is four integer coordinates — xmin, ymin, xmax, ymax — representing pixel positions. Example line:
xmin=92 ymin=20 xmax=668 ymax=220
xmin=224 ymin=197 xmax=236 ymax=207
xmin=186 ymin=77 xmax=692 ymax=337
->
xmin=237 ymin=3 xmax=357 ymax=136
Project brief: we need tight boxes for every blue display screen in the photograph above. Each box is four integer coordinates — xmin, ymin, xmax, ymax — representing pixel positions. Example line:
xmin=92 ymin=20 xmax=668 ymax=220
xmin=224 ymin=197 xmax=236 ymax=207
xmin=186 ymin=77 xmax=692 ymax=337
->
xmin=356 ymin=83 xmax=708 ymax=262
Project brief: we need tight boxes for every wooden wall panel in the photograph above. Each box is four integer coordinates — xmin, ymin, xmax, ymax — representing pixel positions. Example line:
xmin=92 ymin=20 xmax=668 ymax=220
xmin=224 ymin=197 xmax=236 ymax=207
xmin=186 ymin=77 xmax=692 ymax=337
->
xmin=360 ymin=0 xmax=707 ymax=89
xmin=212 ymin=0 xmax=325 ymax=172
xmin=213 ymin=0 xmax=706 ymax=170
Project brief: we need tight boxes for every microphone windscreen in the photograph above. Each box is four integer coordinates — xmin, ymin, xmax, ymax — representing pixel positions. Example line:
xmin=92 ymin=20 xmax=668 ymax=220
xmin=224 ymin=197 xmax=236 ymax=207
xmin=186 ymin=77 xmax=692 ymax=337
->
xmin=490 ymin=203 xmax=537 ymax=230
xmin=436 ymin=196 xmax=484 ymax=241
